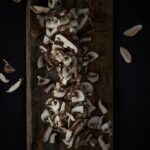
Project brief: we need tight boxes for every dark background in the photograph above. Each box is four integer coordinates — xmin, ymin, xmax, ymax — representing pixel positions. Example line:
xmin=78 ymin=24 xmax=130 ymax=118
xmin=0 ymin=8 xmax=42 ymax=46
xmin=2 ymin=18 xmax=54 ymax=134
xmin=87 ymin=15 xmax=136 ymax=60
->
xmin=0 ymin=0 xmax=150 ymax=150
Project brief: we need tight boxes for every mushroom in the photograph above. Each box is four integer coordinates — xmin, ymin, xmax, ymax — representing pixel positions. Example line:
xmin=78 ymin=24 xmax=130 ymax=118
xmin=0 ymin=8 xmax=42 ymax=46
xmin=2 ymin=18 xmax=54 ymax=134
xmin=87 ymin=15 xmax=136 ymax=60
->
xmin=3 ymin=59 xmax=16 ymax=74
xmin=6 ymin=78 xmax=23 ymax=93
xmin=97 ymin=115 xmax=105 ymax=129
xmin=77 ymin=14 xmax=88 ymax=32
xmin=46 ymin=18 xmax=59 ymax=29
xmin=39 ymin=45 xmax=48 ymax=53
xmin=74 ymin=136 xmax=80 ymax=149
xmin=0 ymin=73 xmax=9 ymax=83
xmin=55 ymin=34 xmax=78 ymax=53
xmin=62 ymin=128 xmax=73 ymax=142
xmin=78 ymin=8 xmax=89 ymax=14
xmin=71 ymin=90 xmax=85 ymax=103
xmin=73 ymin=121 xmax=86 ymax=136
xmin=36 ymin=15 xmax=45 ymax=28
xmin=54 ymin=115 xmax=62 ymax=127
xmin=30 ymin=6 xmax=50 ymax=14
xmin=80 ymin=37 xmax=91 ymax=43
xmin=43 ymin=126 xmax=53 ymax=142
xmin=70 ymin=8 xmax=78 ymax=19
xmin=101 ymin=121 xmax=113 ymax=136
xmin=63 ymin=55 xmax=72 ymax=66
xmin=85 ymin=133 xmax=93 ymax=144
xmin=46 ymin=28 xmax=58 ymax=37
xmin=71 ymin=105 xmax=84 ymax=114
xmin=49 ymin=133 xmax=57 ymax=144
xmin=98 ymin=99 xmax=108 ymax=115
xmin=37 ymin=56 xmax=45 ymax=69
xmin=86 ymin=99 xmax=96 ymax=115
xmin=43 ymin=83 xmax=55 ymax=93
xmin=53 ymin=88 xmax=66 ymax=98
xmin=60 ymin=102 xmax=66 ymax=112
xmin=37 ymin=76 xmax=51 ymax=86
xmin=87 ymin=72 xmax=99 ymax=83
xmin=86 ymin=51 xmax=99 ymax=63
xmin=87 ymin=116 xmax=99 ymax=129
xmin=41 ymin=109 xmax=53 ymax=126
xmin=98 ymin=135 xmax=110 ymax=150
xmin=43 ymin=35 xmax=51 ymax=45
xmin=48 ymin=0 xmax=62 ymax=9
xmin=81 ymin=82 xmax=93 ymax=96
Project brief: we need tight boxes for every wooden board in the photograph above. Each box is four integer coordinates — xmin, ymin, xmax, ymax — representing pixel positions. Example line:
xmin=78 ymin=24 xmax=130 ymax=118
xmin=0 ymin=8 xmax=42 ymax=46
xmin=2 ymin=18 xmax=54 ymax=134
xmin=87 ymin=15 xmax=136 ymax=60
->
xmin=26 ymin=0 xmax=113 ymax=150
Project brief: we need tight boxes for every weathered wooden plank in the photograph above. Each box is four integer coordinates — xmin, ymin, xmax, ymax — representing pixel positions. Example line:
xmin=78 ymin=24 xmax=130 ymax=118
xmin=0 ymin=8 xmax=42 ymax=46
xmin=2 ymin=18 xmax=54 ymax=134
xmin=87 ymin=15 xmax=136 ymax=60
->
xmin=26 ymin=0 xmax=113 ymax=150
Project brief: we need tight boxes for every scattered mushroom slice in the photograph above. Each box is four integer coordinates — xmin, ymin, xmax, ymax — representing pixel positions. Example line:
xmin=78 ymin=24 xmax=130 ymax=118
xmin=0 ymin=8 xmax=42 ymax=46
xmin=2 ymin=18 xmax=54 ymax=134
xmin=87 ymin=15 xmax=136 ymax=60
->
xmin=101 ymin=121 xmax=113 ymax=136
xmin=46 ymin=28 xmax=58 ymax=37
xmin=97 ymin=115 xmax=105 ymax=129
xmin=31 ymin=5 xmax=50 ymax=14
xmin=49 ymin=133 xmax=57 ymax=144
xmin=0 ymin=73 xmax=9 ymax=83
xmin=123 ymin=24 xmax=143 ymax=37
xmin=74 ymin=121 xmax=86 ymax=136
xmin=6 ymin=78 xmax=23 ymax=93
xmin=78 ymin=8 xmax=89 ymax=14
xmin=77 ymin=14 xmax=88 ymax=31
xmin=55 ymin=34 xmax=78 ymax=53
xmin=63 ymin=136 xmax=75 ymax=148
xmin=81 ymin=82 xmax=93 ymax=96
xmin=85 ymin=133 xmax=93 ymax=144
xmin=54 ymin=115 xmax=62 ymax=127
xmin=62 ymin=128 xmax=73 ymax=142
xmin=87 ymin=72 xmax=99 ymax=83
xmin=3 ymin=59 xmax=16 ymax=74
xmin=88 ymin=116 xmax=99 ymax=129
xmin=72 ymin=105 xmax=84 ymax=114
xmin=98 ymin=99 xmax=108 ymax=115
xmin=120 ymin=46 xmax=132 ymax=63
xmin=60 ymin=102 xmax=66 ymax=112
xmin=43 ymin=126 xmax=53 ymax=142
xmin=48 ymin=0 xmax=62 ymax=9
xmin=98 ymin=135 xmax=110 ymax=150
xmin=53 ymin=88 xmax=66 ymax=98
xmin=86 ymin=51 xmax=99 ymax=63
xmin=37 ymin=56 xmax=45 ymax=69
xmin=41 ymin=109 xmax=53 ymax=126
xmin=86 ymin=99 xmax=96 ymax=115
xmin=71 ymin=90 xmax=85 ymax=103
xmin=44 ymin=83 xmax=55 ymax=93
xmin=37 ymin=76 xmax=51 ymax=86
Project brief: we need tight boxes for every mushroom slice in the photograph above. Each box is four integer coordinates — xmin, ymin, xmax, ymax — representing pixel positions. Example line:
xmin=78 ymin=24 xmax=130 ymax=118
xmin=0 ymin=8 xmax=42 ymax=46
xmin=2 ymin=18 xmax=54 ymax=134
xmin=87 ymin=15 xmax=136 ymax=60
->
xmin=46 ymin=28 xmax=58 ymax=37
xmin=120 ymin=46 xmax=132 ymax=64
xmin=70 ymin=8 xmax=78 ymax=19
xmin=63 ymin=55 xmax=72 ymax=66
xmin=86 ymin=51 xmax=99 ymax=62
xmin=46 ymin=19 xmax=59 ymax=29
xmin=71 ymin=90 xmax=85 ymax=103
xmin=55 ymin=34 xmax=78 ymax=53
xmin=97 ymin=115 xmax=105 ymax=129
xmin=98 ymin=99 xmax=108 ymax=115
xmin=85 ymin=133 xmax=93 ymax=144
xmin=72 ymin=105 xmax=84 ymax=114
xmin=67 ymin=136 xmax=75 ymax=148
xmin=77 ymin=14 xmax=88 ymax=31
xmin=43 ymin=35 xmax=51 ymax=45
xmin=88 ymin=116 xmax=99 ymax=129
xmin=37 ymin=76 xmax=51 ymax=86
xmin=86 ymin=99 xmax=96 ymax=115
xmin=0 ymin=73 xmax=9 ymax=83
xmin=36 ymin=15 xmax=45 ymax=28
xmin=44 ymin=83 xmax=55 ymax=93
xmin=3 ymin=59 xmax=16 ymax=74
xmin=39 ymin=45 xmax=48 ymax=53
xmin=89 ymin=139 xmax=98 ymax=147
xmin=53 ymin=88 xmax=66 ymax=98
xmin=98 ymin=135 xmax=110 ymax=150
xmin=41 ymin=109 xmax=53 ymax=126
xmin=78 ymin=8 xmax=89 ymax=14
xmin=54 ymin=115 xmax=62 ymax=127
xmin=6 ymin=78 xmax=23 ymax=93
xmin=81 ymin=82 xmax=93 ymax=96
xmin=48 ymin=0 xmax=62 ymax=9
xmin=123 ymin=24 xmax=143 ymax=37
xmin=80 ymin=37 xmax=91 ymax=43
xmin=101 ymin=121 xmax=113 ymax=136
xmin=30 ymin=5 xmax=50 ymax=14
xmin=87 ymin=72 xmax=99 ymax=83
xmin=74 ymin=136 xmax=80 ymax=149
xmin=43 ymin=126 xmax=53 ymax=142
xmin=73 ymin=121 xmax=86 ymax=136
xmin=62 ymin=128 xmax=73 ymax=142
xmin=49 ymin=133 xmax=57 ymax=144
xmin=37 ymin=56 xmax=44 ymax=69
xmin=60 ymin=102 xmax=66 ymax=112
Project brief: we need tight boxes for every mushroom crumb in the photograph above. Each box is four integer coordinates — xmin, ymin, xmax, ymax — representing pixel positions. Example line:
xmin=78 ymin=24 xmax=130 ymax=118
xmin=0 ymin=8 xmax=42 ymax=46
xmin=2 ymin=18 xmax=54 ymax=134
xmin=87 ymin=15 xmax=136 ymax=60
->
xmin=31 ymin=0 xmax=112 ymax=149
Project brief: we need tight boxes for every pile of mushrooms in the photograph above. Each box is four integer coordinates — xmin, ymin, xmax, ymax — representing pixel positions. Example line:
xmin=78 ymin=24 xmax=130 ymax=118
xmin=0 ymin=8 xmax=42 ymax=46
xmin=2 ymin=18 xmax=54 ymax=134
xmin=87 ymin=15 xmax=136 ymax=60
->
xmin=31 ymin=0 xmax=112 ymax=149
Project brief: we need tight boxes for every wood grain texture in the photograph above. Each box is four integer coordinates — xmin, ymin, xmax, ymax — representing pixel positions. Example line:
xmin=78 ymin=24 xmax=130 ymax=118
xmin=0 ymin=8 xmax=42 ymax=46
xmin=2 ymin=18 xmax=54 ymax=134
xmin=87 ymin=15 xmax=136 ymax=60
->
xmin=26 ymin=0 xmax=113 ymax=150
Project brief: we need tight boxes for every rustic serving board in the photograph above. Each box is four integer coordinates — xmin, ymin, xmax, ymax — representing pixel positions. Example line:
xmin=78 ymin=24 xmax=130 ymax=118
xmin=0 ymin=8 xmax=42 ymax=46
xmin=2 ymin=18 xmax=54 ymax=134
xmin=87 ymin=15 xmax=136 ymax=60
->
xmin=26 ymin=0 xmax=113 ymax=150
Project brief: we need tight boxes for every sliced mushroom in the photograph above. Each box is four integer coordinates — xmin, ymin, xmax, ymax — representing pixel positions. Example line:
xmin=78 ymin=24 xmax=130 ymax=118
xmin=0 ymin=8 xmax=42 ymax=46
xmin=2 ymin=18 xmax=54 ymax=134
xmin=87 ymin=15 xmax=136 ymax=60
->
xmin=85 ymin=133 xmax=92 ymax=144
xmin=55 ymin=34 xmax=78 ymax=53
xmin=74 ymin=136 xmax=80 ymax=149
xmin=98 ymin=135 xmax=110 ymax=150
xmin=101 ymin=121 xmax=113 ymax=136
xmin=37 ymin=56 xmax=45 ymax=69
xmin=70 ymin=8 xmax=78 ymax=19
xmin=43 ymin=35 xmax=51 ymax=45
xmin=72 ymin=105 xmax=84 ymax=114
xmin=77 ymin=14 xmax=88 ymax=32
xmin=71 ymin=90 xmax=85 ymax=103
xmin=80 ymin=37 xmax=91 ymax=43
xmin=36 ymin=15 xmax=45 ymax=28
xmin=98 ymin=99 xmax=108 ymax=115
xmin=53 ymin=88 xmax=66 ymax=98
xmin=60 ymin=102 xmax=66 ymax=112
xmin=86 ymin=99 xmax=96 ymax=115
xmin=73 ymin=121 xmax=86 ymax=136
xmin=62 ymin=128 xmax=73 ymax=142
xmin=48 ymin=0 xmax=62 ymax=9
xmin=63 ymin=55 xmax=72 ymax=66
xmin=39 ymin=45 xmax=48 ymax=53
xmin=46 ymin=28 xmax=58 ymax=37
xmin=46 ymin=18 xmax=59 ymax=29
xmin=88 ymin=116 xmax=99 ymax=129
xmin=78 ymin=8 xmax=89 ymax=14
xmin=31 ymin=5 xmax=50 ymax=14
xmin=3 ymin=59 xmax=16 ymax=74
xmin=0 ymin=73 xmax=9 ymax=83
xmin=43 ymin=83 xmax=55 ymax=93
xmin=54 ymin=115 xmax=62 ymax=127
xmin=86 ymin=51 xmax=99 ymax=63
xmin=49 ymin=133 xmax=57 ymax=144
xmin=37 ymin=76 xmax=51 ymax=86
xmin=123 ymin=24 xmax=143 ymax=37
xmin=97 ymin=115 xmax=104 ymax=129
xmin=6 ymin=78 xmax=23 ymax=93
xmin=43 ymin=126 xmax=53 ymax=142
xmin=81 ymin=82 xmax=93 ymax=96
xmin=87 ymin=72 xmax=99 ymax=83
xmin=41 ymin=109 xmax=53 ymax=126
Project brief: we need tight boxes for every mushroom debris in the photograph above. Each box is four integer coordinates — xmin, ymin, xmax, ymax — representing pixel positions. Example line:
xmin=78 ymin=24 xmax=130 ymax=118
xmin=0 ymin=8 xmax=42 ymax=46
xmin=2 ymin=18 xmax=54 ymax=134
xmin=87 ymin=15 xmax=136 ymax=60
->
xmin=31 ymin=0 xmax=112 ymax=149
